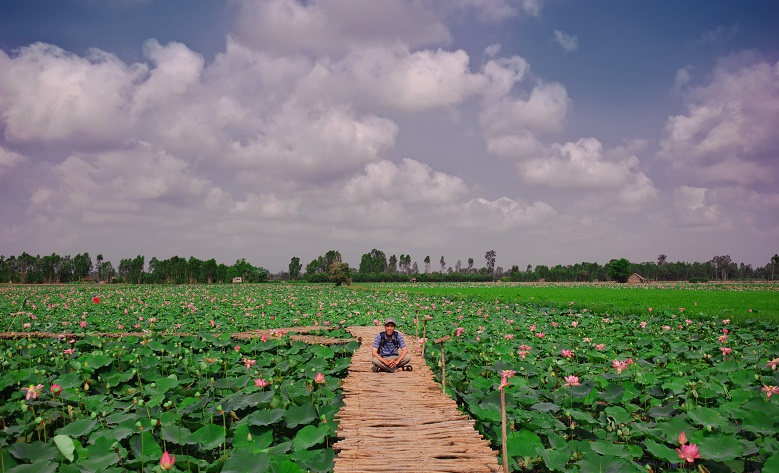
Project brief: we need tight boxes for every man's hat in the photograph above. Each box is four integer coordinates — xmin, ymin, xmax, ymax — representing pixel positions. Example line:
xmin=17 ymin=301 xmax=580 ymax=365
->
xmin=384 ymin=318 xmax=396 ymax=326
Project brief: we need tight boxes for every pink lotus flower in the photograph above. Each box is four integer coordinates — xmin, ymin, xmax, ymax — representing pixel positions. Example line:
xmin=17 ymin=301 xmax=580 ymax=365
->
xmin=551 ymin=321 xmax=559 ymax=327
xmin=456 ymin=327 xmax=464 ymax=337
xmin=314 ymin=373 xmax=325 ymax=384
xmin=678 ymin=431 xmax=687 ymax=445
xmin=676 ymin=443 xmax=701 ymax=463
xmin=570 ymin=321 xmax=578 ymax=328
xmin=92 ymin=296 xmax=100 ymax=304
xmin=160 ymin=451 xmax=175 ymax=470
xmin=648 ymin=308 xmax=652 ymax=312
xmin=718 ymin=335 xmax=728 ymax=343
xmin=254 ymin=378 xmax=268 ymax=388
xmin=662 ymin=325 xmax=671 ymax=331
xmin=499 ymin=370 xmax=517 ymax=389
xmin=50 ymin=384 xmax=62 ymax=397
xmin=63 ymin=348 xmax=75 ymax=355
xmin=234 ymin=345 xmax=241 ymax=352
xmin=561 ymin=349 xmax=574 ymax=359
xmin=595 ymin=344 xmax=606 ymax=351
xmin=767 ymin=358 xmax=779 ymax=370
xmin=535 ymin=332 xmax=545 ymax=339
xmin=79 ymin=321 xmax=88 ymax=328
xmin=373 ymin=319 xmax=380 ymax=326
xmin=612 ymin=360 xmax=628 ymax=375
xmin=243 ymin=358 xmax=256 ymax=369
xmin=529 ymin=324 xmax=536 ymax=332
xmin=22 ymin=384 xmax=44 ymax=400
xmin=762 ymin=385 xmax=779 ymax=398
xmin=504 ymin=334 xmax=514 ymax=340
xmin=519 ymin=344 xmax=532 ymax=352
xmin=640 ymin=321 xmax=647 ymax=329
xmin=260 ymin=334 xmax=268 ymax=342
xmin=563 ymin=375 xmax=581 ymax=387
xmin=722 ymin=319 xmax=730 ymax=324
xmin=719 ymin=347 xmax=732 ymax=356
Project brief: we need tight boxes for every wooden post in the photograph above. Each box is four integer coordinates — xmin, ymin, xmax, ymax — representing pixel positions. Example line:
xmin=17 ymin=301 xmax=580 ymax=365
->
xmin=435 ymin=336 xmax=450 ymax=395
xmin=501 ymin=386 xmax=508 ymax=473
xmin=421 ymin=319 xmax=428 ymax=358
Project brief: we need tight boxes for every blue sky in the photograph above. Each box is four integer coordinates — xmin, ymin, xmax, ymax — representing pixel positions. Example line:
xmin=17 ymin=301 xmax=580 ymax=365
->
xmin=1 ymin=0 xmax=777 ymax=273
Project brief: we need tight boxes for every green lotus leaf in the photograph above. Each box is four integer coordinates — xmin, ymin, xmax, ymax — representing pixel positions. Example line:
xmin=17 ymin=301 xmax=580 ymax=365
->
xmin=247 ymin=408 xmax=285 ymax=427
xmin=697 ymin=434 xmax=744 ymax=461
xmin=9 ymin=441 xmax=59 ymax=462
xmin=4 ymin=460 xmax=58 ymax=473
xmin=504 ymin=429 xmax=542 ymax=458
xmin=55 ymin=418 xmax=98 ymax=438
xmin=192 ymin=424 xmax=226 ymax=451
xmin=222 ymin=448 xmax=271 ymax=473
xmin=291 ymin=424 xmax=328 ymax=450
xmin=643 ymin=439 xmax=679 ymax=463
xmin=285 ymin=402 xmax=317 ymax=428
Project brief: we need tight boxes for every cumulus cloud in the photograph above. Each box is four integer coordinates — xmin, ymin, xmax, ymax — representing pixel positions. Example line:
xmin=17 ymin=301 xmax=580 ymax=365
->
xmin=344 ymin=158 xmax=468 ymax=205
xmin=0 ymin=43 xmax=145 ymax=144
xmin=448 ymin=0 xmax=545 ymax=21
xmin=233 ymin=0 xmax=451 ymax=56
xmin=554 ymin=30 xmax=578 ymax=52
xmin=447 ymin=197 xmax=557 ymax=232
xmin=672 ymin=186 xmax=725 ymax=227
xmin=0 ymin=146 xmax=25 ymax=177
xmin=659 ymin=57 xmax=779 ymax=186
xmin=518 ymin=138 xmax=655 ymax=195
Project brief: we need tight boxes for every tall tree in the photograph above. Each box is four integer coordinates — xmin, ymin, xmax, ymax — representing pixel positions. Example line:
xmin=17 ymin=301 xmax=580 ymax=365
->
xmin=485 ymin=250 xmax=496 ymax=274
xmin=467 ymin=258 xmax=474 ymax=273
xmin=329 ymin=262 xmax=351 ymax=286
xmin=289 ymin=256 xmax=302 ymax=280
xmin=608 ymin=258 xmax=631 ymax=283
xmin=424 ymin=256 xmax=431 ymax=273
xmin=455 ymin=260 xmax=462 ymax=273
xmin=657 ymin=254 xmax=667 ymax=266
xmin=388 ymin=255 xmax=398 ymax=273
xmin=439 ymin=256 xmax=445 ymax=273
xmin=771 ymin=254 xmax=779 ymax=281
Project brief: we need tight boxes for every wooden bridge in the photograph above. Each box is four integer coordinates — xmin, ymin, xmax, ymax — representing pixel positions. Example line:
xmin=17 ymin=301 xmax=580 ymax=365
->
xmin=332 ymin=326 xmax=502 ymax=473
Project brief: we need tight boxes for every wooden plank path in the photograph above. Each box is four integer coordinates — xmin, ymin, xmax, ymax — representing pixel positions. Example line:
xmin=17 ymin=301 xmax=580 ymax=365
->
xmin=333 ymin=326 xmax=502 ymax=473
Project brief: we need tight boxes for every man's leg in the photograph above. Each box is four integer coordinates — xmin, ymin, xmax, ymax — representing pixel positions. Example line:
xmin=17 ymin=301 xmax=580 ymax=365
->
xmin=372 ymin=356 xmax=395 ymax=372
xmin=395 ymin=354 xmax=412 ymax=369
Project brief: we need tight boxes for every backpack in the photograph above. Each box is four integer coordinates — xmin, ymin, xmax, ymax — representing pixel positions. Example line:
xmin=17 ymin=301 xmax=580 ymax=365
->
xmin=378 ymin=331 xmax=400 ymax=354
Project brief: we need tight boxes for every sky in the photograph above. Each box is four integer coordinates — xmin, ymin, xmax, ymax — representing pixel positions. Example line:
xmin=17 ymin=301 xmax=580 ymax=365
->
xmin=1 ymin=0 xmax=778 ymax=273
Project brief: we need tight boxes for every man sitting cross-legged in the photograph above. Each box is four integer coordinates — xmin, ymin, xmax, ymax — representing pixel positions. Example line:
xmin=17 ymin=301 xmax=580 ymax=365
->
xmin=371 ymin=318 xmax=412 ymax=373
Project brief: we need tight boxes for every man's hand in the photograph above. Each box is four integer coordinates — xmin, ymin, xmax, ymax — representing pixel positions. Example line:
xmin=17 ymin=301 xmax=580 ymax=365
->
xmin=386 ymin=358 xmax=398 ymax=368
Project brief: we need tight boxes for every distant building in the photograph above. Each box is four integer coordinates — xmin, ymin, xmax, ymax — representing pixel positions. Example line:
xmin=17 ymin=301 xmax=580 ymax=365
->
xmin=232 ymin=277 xmax=243 ymax=283
xmin=627 ymin=273 xmax=646 ymax=284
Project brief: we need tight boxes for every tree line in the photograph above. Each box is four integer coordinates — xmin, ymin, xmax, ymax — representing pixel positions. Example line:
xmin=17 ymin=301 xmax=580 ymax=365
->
xmin=0 ymin=253 xmax=269 ymax=284
xmin=1 ymin=250 xmax=777 ymax=285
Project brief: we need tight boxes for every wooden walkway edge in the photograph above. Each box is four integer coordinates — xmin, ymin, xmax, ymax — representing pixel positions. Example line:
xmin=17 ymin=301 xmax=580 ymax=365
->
xmin=333 ymin=326 xmax=502 ymax=473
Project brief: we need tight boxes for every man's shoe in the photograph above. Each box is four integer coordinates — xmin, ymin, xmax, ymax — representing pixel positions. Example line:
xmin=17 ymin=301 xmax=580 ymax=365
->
xmin=401 ymin=365 xmax=413 ymax=372
xmin=371 ymin=365 xmax=379 ymax=372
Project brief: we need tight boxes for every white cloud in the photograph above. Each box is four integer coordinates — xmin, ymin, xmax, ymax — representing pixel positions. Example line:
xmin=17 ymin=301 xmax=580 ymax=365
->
xmin=447 ymin=197 xmax=557 ymax=232
xmin=0 ymin=43 xmax=145 ymax=143
xmin=554 ymin=30 xmax=578 ymax=52
xmin=448 ymin=0 xmax=545 ymax=20
xmin=344 ymin=158 xmax=468 ymax=205
xmin=672 ymin=186 xmax=725 ymax=227
xmin=0 ymin=146 xmax=25 ymax=177
xmin=659 ymin=57 xmax=779 ymax=185
xmin=233 ymin=0 xmax=451 ymax=56
xmin=480 ymin=81 xmax=570 ymax=138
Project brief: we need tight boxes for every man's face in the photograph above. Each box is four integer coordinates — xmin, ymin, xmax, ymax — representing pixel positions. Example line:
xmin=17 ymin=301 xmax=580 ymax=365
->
xmin=384 ymin=323 xmax=395 ymax=335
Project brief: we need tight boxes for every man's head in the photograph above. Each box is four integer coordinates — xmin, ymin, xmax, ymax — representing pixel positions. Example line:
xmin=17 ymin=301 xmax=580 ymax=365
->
xmin=384 ymin=318 xmax=396 ymax=334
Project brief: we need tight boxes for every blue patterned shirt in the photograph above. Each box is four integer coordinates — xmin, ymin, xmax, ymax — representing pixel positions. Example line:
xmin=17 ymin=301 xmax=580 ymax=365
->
xmin=372 ymin=331 xmax=406 ymax=357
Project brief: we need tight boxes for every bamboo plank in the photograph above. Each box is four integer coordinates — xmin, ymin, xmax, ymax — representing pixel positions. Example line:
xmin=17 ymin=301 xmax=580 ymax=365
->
xmin=332 ymin=326 xmax=502 ymax=473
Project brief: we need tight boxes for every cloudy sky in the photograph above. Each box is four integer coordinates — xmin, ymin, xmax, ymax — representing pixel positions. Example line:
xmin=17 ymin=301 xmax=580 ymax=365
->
xmin=1 ymin=0 xmax=778 ymax=273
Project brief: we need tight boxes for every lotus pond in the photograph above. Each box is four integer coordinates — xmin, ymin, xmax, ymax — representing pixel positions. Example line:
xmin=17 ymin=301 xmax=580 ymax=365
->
xmin=1 ymin=283 xmax=778 ymax=472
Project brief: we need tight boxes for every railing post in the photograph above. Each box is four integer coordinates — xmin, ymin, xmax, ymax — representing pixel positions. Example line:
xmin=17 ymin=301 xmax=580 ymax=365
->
xmin=434 ymin=336 xmax=450 ymax=395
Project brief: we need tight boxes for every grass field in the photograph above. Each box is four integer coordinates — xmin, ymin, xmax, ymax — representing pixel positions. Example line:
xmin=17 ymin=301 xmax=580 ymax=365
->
xmin=357 ymin=281 xmax=779 ymax=322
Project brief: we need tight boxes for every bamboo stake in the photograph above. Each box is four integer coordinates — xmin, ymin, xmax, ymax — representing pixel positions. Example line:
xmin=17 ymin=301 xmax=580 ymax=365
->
xmin=435 ymin=336 xmax=450 ymax=396
xmin=421 ymin=319 xmax=428 ymax=358
xmin=501 ymin=386 xmax=508 ymax=473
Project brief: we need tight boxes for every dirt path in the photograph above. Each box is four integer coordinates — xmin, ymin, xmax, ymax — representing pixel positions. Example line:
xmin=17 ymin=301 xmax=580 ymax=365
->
xmin=332 ymin=326 xmax=502 ymax=473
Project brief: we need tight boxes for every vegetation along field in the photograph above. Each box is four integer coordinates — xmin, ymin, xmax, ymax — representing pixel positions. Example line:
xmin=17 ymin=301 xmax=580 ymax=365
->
xmin=1 ymin=282 xmax=778 ymax=472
